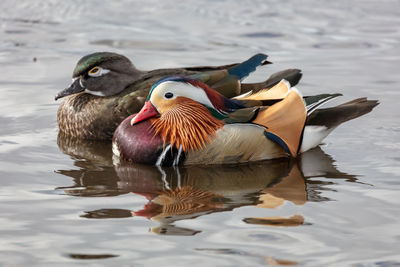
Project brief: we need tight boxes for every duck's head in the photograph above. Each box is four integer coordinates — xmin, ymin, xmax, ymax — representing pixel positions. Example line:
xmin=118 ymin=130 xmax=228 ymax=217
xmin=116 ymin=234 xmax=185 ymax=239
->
xmin=130 ymin=76 xmax=229 ymax=125
xmin=130 ymin=77 xmax=244 ymax=151
xmin=55 ymin=52 xmax=142 ymax=100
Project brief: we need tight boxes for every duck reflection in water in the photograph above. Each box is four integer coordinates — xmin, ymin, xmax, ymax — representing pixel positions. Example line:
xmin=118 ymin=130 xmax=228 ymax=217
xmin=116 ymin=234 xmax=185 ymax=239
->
xmin=56 ymin=133 xmax=357 ymax=235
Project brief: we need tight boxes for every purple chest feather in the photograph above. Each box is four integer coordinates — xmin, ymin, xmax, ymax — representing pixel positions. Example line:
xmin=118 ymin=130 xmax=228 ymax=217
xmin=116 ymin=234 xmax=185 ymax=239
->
xmin=113 ymin=114 xmax=164 ymax=164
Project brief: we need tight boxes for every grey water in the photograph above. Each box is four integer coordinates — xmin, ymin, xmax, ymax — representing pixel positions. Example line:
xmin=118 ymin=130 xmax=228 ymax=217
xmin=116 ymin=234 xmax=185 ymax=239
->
xmin=1 ymin=0 xmax=400 ymax=266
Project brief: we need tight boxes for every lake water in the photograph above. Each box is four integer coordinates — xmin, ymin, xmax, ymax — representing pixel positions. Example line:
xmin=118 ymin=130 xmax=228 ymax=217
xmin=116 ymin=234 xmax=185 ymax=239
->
xmin=0 ymin=0 xmax=399 ymax=266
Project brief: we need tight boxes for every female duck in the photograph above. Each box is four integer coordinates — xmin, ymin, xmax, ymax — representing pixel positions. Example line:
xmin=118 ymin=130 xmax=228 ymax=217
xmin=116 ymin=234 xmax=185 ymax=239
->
xmin=112 ymin=77 xmax=378 ymax=165
xmin=55 ymin=52 xmax=302 ymax=140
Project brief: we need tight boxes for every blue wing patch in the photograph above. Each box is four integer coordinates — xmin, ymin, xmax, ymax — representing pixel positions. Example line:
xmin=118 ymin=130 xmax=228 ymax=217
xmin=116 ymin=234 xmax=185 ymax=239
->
xmin=264 ymin=131 xmax=290 ymax=154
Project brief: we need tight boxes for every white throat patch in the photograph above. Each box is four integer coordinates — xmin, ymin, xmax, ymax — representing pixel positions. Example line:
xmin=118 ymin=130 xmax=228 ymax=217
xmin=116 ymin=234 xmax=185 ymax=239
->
xmin=84 ymin=88 xmax=106 ymax=96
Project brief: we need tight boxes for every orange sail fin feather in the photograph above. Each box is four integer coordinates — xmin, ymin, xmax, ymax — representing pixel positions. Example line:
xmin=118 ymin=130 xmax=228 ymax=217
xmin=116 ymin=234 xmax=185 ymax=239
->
xmin=253 ymin=88 xmax=306 ymax=156
xmin=151 ymin=97 xmax=224 ymax=152
xmin=236 ymin=80 xmax=306 ymax=156
xmin=236 ymin=80 xmax=291 ymax=101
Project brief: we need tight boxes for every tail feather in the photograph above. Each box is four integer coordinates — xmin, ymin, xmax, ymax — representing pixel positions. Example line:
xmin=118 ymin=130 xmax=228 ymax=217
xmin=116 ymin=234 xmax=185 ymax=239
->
xmin=228 ymin=53 xmax=269 ymax=80
xmin=300 ymin=98 xmax=379 ymax=153
xmin=306 ymin=98 xmax=379 ymax=128
xmin=305 ymin=93 xmax=342 ymax=114
xmin=241 ymin=69 xmax=302 ymax=93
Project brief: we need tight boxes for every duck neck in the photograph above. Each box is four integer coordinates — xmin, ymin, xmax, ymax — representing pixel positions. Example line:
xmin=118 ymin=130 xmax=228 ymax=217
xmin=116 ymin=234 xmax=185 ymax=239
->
xmin=151 ymin=100 xmax=224 ymax=152
xmin=111 ymin=67 xmax=144 ymax=96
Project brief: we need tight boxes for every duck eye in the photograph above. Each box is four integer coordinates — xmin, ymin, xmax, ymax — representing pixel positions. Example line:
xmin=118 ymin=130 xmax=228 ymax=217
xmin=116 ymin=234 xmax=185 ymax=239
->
xmin=89 ymin=67 xmax=100 ymax=74
xmin=88 ymin=67 xmax=110 ymax=77
xmin=164 ymin=92 xmax=174 ymax=99
xmin=88 ymin=67 xmax=102 ymax=77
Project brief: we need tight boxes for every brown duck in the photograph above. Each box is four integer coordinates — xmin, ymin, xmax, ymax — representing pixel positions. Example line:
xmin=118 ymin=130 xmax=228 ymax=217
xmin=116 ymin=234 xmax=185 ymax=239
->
xmin=55 ymin=52 xmax=302 ymax=140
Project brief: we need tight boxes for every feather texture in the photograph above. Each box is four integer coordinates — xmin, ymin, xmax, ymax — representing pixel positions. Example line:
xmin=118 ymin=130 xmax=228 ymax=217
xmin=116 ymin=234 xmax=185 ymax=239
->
xmin=307 ymin=98 xmax=379 ymax=128
xmin=233 ymin=80 xmax=307 ymax=156
xmin=151 ymin=97 xmax=224 ymax=152
xmin=252 ymin=89 xmax=306 ymax=156
xmin=235 ymin=80 xmax=291 ymax=101
xmin=185 ymin=124 xmax=286 ymax=165
xmin=227 ymin=53 xmax=269 ymax=80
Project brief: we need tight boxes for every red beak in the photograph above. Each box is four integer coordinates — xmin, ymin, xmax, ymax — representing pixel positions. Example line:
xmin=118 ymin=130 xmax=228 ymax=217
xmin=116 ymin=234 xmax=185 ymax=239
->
xmin=131 ymin=101 xmax=159 ymax=125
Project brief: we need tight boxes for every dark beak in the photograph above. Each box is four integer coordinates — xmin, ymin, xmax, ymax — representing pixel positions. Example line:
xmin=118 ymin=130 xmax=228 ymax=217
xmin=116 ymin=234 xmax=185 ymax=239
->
xmin=55 ymin=78 xmax=85 ymax=100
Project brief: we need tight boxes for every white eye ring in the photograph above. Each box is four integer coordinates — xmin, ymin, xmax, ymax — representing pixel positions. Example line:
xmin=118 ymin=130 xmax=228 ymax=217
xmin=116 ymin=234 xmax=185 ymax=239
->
xmin=88 ymin=67 xmax=110 ymax=77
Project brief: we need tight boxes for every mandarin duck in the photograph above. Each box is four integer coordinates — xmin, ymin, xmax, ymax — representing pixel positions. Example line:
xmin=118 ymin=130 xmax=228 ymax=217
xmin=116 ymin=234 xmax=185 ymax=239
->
xmin=112 ymin=77 xmax=378 ymax=165
xmin=55 ymin=52 xmax=302 ymax=140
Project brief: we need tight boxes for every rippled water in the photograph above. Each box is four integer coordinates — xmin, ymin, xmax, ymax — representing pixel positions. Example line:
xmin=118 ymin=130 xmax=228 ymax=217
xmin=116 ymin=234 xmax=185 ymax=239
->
xmin=1 ymin=0 xmax=400 ymax=266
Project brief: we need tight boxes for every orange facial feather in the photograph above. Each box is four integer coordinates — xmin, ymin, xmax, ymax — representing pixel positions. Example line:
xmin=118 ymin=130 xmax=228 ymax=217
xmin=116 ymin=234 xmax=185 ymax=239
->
xmin=151 ymin=97 xmax=224 ymax=152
